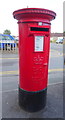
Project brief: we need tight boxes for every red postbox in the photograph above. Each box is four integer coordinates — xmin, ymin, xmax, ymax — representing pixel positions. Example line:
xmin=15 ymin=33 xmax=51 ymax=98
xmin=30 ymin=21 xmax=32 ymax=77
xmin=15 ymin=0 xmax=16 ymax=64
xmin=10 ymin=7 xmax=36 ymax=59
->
xmin=13 ymin=8 xmax=56 ymax=112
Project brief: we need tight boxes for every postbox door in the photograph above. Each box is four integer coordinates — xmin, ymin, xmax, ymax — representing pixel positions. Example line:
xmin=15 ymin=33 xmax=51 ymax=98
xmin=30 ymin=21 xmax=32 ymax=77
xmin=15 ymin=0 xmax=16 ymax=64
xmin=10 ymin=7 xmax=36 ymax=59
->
xmin=25 ymin=33 xmax=50 ymax=91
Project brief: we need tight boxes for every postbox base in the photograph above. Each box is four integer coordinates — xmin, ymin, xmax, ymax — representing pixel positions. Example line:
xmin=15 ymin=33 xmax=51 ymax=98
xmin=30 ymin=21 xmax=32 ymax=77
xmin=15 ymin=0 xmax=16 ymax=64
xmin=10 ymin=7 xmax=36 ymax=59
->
xmin=19 ymin=87 xmax=47 ymax=112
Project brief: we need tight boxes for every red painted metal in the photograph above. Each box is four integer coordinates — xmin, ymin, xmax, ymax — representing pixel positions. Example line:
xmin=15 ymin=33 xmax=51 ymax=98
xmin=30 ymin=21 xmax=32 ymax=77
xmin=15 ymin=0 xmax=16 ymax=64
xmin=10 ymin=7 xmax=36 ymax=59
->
xmin=13 ymin=8 xmax=56 ymax=92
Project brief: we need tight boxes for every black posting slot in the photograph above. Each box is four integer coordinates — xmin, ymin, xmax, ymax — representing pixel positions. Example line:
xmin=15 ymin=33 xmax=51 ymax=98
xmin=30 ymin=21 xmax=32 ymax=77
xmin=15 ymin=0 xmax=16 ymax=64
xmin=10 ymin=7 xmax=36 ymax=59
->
xmin=30 ymin=27 xmax=49 ymax=32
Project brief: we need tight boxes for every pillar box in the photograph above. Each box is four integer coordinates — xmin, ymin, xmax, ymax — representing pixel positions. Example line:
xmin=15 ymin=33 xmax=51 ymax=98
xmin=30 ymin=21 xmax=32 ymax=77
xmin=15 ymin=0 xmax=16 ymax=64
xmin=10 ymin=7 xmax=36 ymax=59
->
xmin=13 ymin=8 xmax=56 ymax=112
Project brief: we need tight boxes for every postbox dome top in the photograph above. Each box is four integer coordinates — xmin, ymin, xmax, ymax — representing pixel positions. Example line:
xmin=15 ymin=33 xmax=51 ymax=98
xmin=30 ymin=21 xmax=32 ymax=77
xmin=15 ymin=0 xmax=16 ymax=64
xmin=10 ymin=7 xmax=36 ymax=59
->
xmin=13 ymin=8 xmax=56 ymax=21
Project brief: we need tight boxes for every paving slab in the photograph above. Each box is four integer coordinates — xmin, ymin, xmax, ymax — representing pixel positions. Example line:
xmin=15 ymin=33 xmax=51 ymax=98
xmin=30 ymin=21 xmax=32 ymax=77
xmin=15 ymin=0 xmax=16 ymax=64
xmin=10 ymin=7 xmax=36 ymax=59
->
xmin=2 ymin=82 xmax=63 ymax=118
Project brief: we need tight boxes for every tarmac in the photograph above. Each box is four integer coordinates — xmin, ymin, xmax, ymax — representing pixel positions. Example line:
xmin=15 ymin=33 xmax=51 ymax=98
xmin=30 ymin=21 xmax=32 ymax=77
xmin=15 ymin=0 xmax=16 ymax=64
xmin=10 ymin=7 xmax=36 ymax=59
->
xmin=0 ymin=43 xmax=65 ymax=119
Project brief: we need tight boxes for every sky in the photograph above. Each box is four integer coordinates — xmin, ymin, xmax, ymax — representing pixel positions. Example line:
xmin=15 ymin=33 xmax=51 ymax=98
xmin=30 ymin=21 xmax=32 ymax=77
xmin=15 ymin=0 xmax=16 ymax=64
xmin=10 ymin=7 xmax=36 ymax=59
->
xmin=0 ymin=0 xmax=64 ymax=36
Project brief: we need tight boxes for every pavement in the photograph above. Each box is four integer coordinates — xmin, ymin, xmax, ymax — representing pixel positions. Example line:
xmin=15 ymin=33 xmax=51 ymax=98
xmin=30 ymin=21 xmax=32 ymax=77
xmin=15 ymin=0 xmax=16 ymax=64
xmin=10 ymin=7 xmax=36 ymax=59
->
xmin=0 ymin=43 xmax=65 ymax=119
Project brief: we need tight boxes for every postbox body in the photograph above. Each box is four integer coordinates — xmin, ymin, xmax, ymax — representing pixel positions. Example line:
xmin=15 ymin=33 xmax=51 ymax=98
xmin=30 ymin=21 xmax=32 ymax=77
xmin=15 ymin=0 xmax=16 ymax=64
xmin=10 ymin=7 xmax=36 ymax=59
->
xmin=19 ymin=23 xmax=50 ymax=91
xmin=13 ymin=8 xmax=56 ymax=112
